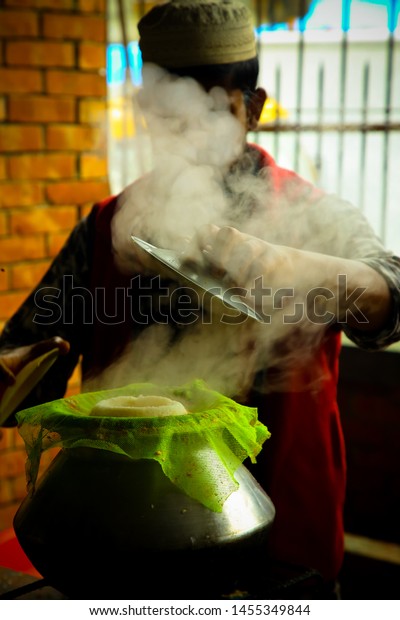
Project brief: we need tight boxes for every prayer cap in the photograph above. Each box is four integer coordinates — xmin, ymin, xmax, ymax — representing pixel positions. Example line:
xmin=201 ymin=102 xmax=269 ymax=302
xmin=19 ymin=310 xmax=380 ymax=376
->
xmin=138 ymin=0 xmax=257 ymax=68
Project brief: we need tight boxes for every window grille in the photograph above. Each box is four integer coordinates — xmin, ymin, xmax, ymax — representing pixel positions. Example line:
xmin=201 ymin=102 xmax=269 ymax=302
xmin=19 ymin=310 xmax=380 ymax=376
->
xmin=252 ymin=0 xmax=400 ymax=254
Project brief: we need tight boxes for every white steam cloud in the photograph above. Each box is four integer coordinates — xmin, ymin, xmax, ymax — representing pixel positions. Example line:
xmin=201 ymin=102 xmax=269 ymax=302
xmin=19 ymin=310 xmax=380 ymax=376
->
xmin=111 ymin=64 xmax=244 ymax=265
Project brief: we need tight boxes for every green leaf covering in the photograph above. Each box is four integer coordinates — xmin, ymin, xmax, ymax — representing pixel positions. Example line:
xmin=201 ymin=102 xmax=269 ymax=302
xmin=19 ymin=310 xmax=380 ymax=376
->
xmin=16 ymin=380 xmax=270 ymax=512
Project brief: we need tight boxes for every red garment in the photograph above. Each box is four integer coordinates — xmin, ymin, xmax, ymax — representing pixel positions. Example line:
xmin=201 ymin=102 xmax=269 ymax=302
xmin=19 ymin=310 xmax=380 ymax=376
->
xmin=86 ymin=148 xmax=346 ymax=582
xmin=0 ymin=528 xmax=41 ymax=577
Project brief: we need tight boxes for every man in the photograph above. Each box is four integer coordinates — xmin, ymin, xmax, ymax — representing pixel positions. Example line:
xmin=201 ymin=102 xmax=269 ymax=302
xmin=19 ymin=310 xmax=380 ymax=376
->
xmin=1 ymin=0 xmax=399 ymax=591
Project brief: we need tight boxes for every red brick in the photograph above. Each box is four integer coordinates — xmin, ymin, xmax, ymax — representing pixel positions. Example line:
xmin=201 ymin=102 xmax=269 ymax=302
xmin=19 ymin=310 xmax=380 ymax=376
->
xmin=9 ymin=95 xmax=76 ymax=123
xmin=65 ymin=362 xmax=81 ymax=396
xmin=0 ymin=98 xmax=5 ymax=122
xmin=79 ymin=98 xmax=106 ymax=124
xmin=9 ymin=153 xmax=76 ymax=180
xmin=0 ymin=429 xmax=14 ymax=451
xmin=0 ymin=503 xmax=19 ymax=531
xmin=10 ymin=206 xmax=77 ymax=234
xmin=0 ymin=211 xmax=8 ymax=234
xmin=5 ymin=0 xmax=73 ymax=8
xmin=47 ymin=230 xmax=70 ymax=256
xmin=80 ymin=153 xmax=107 ymax=178
xmin=43 ymin=14 xmax=106 ymax=42
xmin=0 ymin=235 xmax=46 ymax=263
xmin=6 ymin=41 xmax=75 ymax=68
xmin=0 ymin=449 xmax=26 ymax=478
xmin=0 ymin=10 xmax=38 ymax=37
xmin=0 ymin=479 xmax=14 ymax=505
xmin=66 ymin=382 xmax=81 ymax=396
xmin=69 ymin=359 xmax=82 ymax=384
xmin=13 ymin=427 xmax=25 ymax=449
xmin=46 ymin=70 xmax=106 ymax=97
xmin=0 ymin=68 xmax=42 ymax=93
xmin=78 ymin=0 xmax=106 ymax=12
xmin=0 ymin=268 xmax=8 ymax=292
xmin=0 ymin=182 xmax=44 ymax=207
xmin=80 ymin=203 xmax=93 ymax=219
xmin=78 ymin=43 xmax=105 ymax=70
xmin=46 ymin=124 xmax=104 ymax=150
xmin=11 ymin=260 xmax=50 ymax=289
xmin=0 ymin=157 xmax=7 ymax=180
xmin=47 ymin=180 xmax=108 ymax=204
xmin=0 ymin=125 xmax=43 ymax=152
xmin=0 ymin=291 xmax=31 ymax=318
xmin=10 ymin=474 xmax=28 ymax=503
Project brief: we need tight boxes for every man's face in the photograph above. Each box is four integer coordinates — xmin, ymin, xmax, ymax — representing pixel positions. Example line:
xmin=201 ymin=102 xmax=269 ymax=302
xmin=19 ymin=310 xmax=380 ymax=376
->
xmin=228 ymin=87 xmax=267 ymax=133
xmin=228 ymin=89 xmax=249 ymax=133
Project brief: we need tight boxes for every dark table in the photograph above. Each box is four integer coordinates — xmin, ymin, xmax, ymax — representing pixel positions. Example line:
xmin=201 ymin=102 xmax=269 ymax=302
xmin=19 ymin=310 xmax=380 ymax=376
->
xmin=0 ymin=560 xmax=332 ymax=600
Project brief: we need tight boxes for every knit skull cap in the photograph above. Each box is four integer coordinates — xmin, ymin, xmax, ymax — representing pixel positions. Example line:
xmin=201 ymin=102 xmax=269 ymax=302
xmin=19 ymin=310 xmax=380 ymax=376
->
xmin=138 ymin=0 xmax=257 ymax=68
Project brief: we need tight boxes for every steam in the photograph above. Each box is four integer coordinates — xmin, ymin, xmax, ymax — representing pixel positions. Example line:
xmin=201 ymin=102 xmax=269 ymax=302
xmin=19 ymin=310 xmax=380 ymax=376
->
xmin=111 ymin=64 xmax=244 ymax=267
xmin=84 ymin=321 xmax=263 ymax=400
xmin=89 ymin=64 xmax=383 ymax=398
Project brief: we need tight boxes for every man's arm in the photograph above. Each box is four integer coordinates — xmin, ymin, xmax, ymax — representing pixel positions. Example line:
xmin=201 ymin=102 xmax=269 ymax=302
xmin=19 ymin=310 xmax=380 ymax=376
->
xmin=195 ymin=224 xmax=400 ymax=349
xmin=341 ymin=255 xmax=400 ymax=349
xmin=0 ymin=210 xmax=96 ymax=423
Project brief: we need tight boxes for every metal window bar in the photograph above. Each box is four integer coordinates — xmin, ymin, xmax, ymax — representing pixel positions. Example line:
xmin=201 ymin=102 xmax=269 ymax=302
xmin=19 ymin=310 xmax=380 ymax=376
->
xmin=315 ymin=64 xmax=324 ymax=181
xmin=359 ymin=63 xmax=370 ymax=213
xmin=294 ymin=0 xmax=307 ymax=173
xmin=274 ymin=66 xmax=282 ymax=164
xmin=115 ymin=0 xmax=131 ymax=190
xmin=255 ymin=0 xmax=400 ymax=250
xmin=337 ymin=0 xmax=350 ymax=196
xmin=381 ymin=6 xmax=396 ymax=239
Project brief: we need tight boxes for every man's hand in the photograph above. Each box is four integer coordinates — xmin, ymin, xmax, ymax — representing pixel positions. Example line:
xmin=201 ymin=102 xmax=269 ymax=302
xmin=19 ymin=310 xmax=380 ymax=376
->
xmin=188 ymin=225 xmax=391 ymax=332
xmin=0 ymin=337 xmax=70 ymax=400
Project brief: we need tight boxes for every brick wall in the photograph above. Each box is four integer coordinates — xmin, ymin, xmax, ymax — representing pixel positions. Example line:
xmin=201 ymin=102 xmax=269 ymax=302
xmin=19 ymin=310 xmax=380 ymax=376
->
xmin=0 ymin=0 xmax=109 ymax=531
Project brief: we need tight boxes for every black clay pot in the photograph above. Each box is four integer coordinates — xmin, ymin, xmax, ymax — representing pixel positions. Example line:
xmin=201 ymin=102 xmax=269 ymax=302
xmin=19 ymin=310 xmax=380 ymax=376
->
xmin=14 ymin=447 xmax=275 ymax=599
